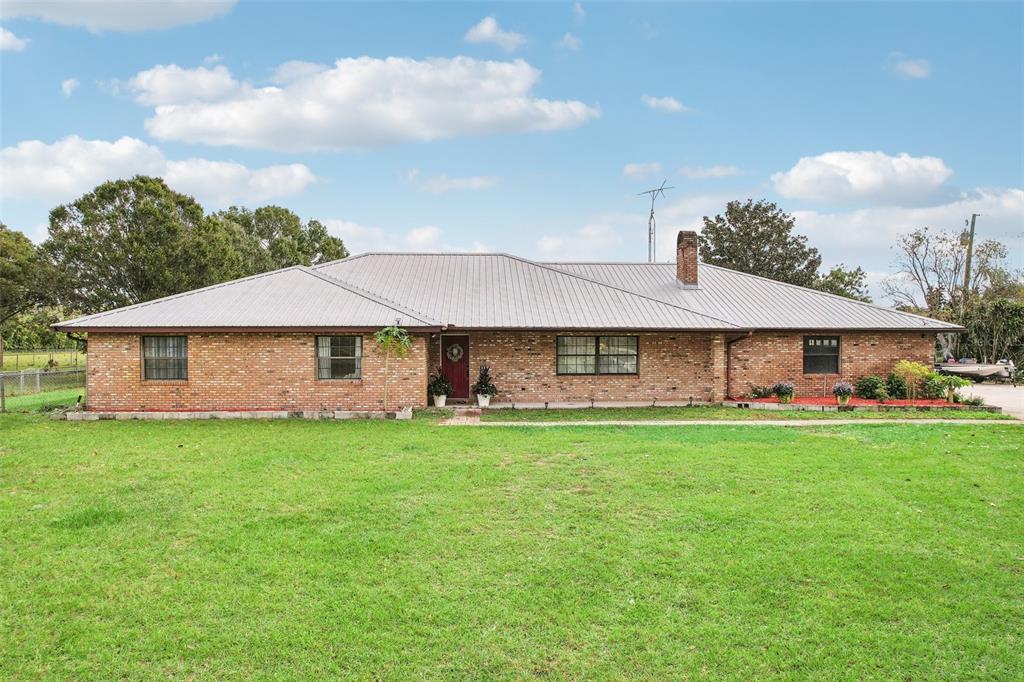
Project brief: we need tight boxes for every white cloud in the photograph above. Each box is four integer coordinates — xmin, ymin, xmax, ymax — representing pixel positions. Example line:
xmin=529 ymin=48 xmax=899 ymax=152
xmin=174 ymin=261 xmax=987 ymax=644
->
xmin=679 ymin=165 xmax=742 ymax=179
xmin=322 ymin=220 xmax=485 ymax=254
xmin=61 ymin=78 xmax=80 ymax=97
xmin=407 ymin=169 xmax=499 ymax=193
xmin=406 ymin=225 xmax=443 ymax=249
xmin=0 ymin=135 xmax=316 ymax=207
xmin=557 ymin=32 xmax=582 ymax=51
xmin=886 ymin=52 xmax=932 ymax=79
xmin=573 ymin=2 xmax=586 ymax=22
xmin=127 ymin=63 xmax=240 ymax=105
xmin=464 ymin=16 xmax=526 ymax=52
xmin=269 ymin=60 xmax=329 ymax=85
xmin=641 ymin=95 xmax=692 ymax=113
xmin=622 ymin=162 xmax=662 ymax=179
xmin=202 ymin=53 xmax=222 ymax=65
xmin=1 ymin=26 xmax=28 ymax=51
xmin=537 ymin=223 xmax=625 ymax=260
xmin=136 ymin=57 xmax=598 ymax=151
xmin=164 ymin=159 xmax=316 ymax=206
xmin=0 ymin=0 xmax=235 ymax=33
xmin=771 ymin=151 xmax=954 ymax=204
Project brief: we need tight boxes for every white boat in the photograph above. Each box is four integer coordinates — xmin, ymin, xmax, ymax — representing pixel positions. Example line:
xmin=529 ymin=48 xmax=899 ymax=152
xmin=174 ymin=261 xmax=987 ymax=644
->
xmin=937 ymin=360 xmax=1016 ymax=382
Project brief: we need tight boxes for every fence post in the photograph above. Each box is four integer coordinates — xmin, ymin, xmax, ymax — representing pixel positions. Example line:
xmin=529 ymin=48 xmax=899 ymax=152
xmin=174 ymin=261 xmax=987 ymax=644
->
xmin=1 ymin=374 xmax=5 ymax=413
xmin=36 ymin=370 xmax=41 ymax=394
xmin=19 ymin=371 xmax=25 ymax=394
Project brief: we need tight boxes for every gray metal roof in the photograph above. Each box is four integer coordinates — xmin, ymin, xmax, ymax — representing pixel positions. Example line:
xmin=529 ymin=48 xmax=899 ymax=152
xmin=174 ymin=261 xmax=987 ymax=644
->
xmin=314 ymin=253 xmax=739 ymax=330
xmin=57 ymin=252 xmax=960 ymax=332
xmin=56 ymin=266 xmax=439 ymax=330
xmin=547 ymin=262 xmax=961 ymax=330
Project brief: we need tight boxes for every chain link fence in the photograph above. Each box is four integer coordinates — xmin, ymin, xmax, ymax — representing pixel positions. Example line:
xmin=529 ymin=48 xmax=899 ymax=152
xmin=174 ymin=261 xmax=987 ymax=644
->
xmin=1 ymin=348 xmax=84 ymax=372
xmin=0 ymin=369 xmax=86 ymax=411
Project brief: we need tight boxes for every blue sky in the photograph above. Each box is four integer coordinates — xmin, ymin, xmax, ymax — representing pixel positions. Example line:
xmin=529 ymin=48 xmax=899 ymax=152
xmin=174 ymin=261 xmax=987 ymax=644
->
xmin=2 ymin=1 xmax=1022 ymax=300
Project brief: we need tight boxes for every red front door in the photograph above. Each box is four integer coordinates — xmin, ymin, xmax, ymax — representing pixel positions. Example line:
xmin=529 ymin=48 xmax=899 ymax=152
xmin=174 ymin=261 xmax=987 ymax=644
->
xmin=441 ymin=335 xmax=470 ymax=400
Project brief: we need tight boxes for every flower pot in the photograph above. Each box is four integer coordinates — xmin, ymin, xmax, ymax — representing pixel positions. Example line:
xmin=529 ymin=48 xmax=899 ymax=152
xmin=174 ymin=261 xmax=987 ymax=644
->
xmin=778 ymin=395 xmax=793 ymax=404
xmin=836 ymin=395 xmax=851 ymax=406
xmin=477 ymin=394 xmax=491 ymax=408
xmin=432 ymin=394 xmax=447 ymax=407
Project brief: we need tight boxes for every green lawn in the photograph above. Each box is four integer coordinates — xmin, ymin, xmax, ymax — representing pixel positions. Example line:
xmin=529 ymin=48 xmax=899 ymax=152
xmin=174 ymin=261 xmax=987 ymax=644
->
xmin=1 ymin=413 xmax=1021 ymax=678
xmin=2 ymin=388 xmax=85 ymax=413
xmin=1 ymin=349 xmax=83 ymax=372
xmin=482 ymin=405 xmax=1012 ymax=421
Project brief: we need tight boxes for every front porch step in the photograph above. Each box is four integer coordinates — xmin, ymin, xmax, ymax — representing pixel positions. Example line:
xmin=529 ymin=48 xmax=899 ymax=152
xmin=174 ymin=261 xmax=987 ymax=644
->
xmin=452 ymin=407 xmax=482 ymax=417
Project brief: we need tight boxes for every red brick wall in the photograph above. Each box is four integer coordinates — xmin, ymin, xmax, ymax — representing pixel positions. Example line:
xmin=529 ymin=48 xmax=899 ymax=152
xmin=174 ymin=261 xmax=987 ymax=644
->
xmin=429 ymin=331 xmax=726 ymax=404
xmin=85 ymin=329 xmax=936 ymax=410
xmin=86 ymin=332 xmax=428 ymax=412
xmin=727 ymin=331 xmax=936 ymax=399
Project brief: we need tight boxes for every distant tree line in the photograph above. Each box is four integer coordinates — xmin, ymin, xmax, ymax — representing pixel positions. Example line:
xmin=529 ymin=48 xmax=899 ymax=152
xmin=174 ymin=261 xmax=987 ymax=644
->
xmin=1 ymin=175 xmax=347 ymax=364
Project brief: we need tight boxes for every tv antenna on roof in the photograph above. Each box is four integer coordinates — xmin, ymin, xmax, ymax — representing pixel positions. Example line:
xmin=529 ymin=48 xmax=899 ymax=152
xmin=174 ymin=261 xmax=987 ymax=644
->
xmin=638 ymin=180 xmax=674 ymax=262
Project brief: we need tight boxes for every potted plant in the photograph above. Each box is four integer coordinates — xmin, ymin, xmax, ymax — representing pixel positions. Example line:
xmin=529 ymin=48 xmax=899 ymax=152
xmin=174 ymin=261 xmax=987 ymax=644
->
xmin=427 ymin=366 xmax=452 ymax=407
xmin=832 ymin=380 xmax=854 ymax=406
xmin=471 ymin=363 xmax=498 ymax=407
xmin=771 ymin=381 xmax=795 ymax=404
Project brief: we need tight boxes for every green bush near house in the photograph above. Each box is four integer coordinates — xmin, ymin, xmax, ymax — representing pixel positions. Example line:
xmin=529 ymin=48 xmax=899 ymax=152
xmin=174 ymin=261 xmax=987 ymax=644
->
xmin=855 ymin=375 xmax=886 ymax=399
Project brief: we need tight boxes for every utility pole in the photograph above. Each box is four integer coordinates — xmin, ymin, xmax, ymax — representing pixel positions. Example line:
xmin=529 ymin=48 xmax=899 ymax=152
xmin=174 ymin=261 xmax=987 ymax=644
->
xmin=960 ymin=213 xmax=980 ymax=319
xmin=637 ymin=181 xmax=674 ymax=262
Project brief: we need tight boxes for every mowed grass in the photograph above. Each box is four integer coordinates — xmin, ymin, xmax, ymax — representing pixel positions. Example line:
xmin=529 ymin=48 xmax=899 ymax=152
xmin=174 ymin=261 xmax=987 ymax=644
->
xmin=482 ymin=405 xmax=1012 ymax=421
xmin=2 ymin=388 xmax=85 ymax=413
xmin=1 ymin=349 xmax=83 ymax=372
xmin=1 ymin=414 xmax=1022 ymax=678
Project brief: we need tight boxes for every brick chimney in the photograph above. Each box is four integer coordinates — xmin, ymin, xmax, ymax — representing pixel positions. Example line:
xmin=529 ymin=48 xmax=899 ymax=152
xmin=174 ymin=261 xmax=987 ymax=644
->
xmin=676 ymin=230 xmax=699 ymax=288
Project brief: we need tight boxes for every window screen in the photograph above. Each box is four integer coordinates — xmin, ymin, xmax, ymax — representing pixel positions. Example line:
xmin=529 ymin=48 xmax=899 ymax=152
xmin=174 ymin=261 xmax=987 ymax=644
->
xmin=142 ymin=336 xmax=188 ymax=380
xmin=803 ymin=336 xmax=840 ymax=374
xmin=317 ymin=336 xmax=362 ymax=379
xmin=557 ymin=336 xmax=638 ymax=375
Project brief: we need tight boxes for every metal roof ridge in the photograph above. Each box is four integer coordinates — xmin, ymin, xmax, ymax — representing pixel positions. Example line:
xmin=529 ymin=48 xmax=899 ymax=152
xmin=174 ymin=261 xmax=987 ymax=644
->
xmin=698 ymin=263 xmax=962 ymax=328
xmin=498 ymin=253 xmax=742 ymax=328
xmin=55 ymin=265 xmax=309 ymax=328
xmin=300 ymin=266 xmax=441 ymax=326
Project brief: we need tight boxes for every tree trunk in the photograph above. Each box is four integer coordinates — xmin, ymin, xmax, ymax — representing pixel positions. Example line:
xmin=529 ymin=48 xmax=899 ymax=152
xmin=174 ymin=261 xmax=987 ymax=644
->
xmin=382 ymin=350 xmax=390 ymax=412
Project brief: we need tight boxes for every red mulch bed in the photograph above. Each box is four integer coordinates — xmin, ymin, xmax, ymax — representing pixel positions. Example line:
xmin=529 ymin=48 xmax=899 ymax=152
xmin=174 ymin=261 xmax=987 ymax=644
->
xmin=739 ymin=396 xmax=959 ymax=408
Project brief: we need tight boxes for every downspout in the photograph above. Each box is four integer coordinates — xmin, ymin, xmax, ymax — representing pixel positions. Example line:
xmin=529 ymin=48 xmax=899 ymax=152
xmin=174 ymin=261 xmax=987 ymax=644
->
xmin=725 ymin=331 xmax=753 ymax=400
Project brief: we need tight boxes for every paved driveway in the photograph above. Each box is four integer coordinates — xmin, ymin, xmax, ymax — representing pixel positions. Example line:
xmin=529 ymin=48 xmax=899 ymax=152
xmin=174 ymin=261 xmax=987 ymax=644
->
xmin=960 ymin=383 xmax=1024 ymax=419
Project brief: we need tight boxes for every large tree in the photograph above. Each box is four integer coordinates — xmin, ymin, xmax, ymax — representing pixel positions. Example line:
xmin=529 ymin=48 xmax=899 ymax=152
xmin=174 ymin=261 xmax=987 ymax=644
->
xmin=814 ymin=264 xmax=871 ymax=302
xmin=699 ymin=199 xmax=822 ymax=287
xmin=1 ymin=223 xmax=52 ymax=372
xmin=43 ymin=176 xmax=247 ymax=314
xmin=213 ymin=206 xmax=347 ymax=272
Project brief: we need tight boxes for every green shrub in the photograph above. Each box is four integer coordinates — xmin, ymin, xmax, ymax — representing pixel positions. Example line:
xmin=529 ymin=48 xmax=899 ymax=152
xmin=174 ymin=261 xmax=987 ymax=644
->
xmin=959 ymin=395 xmax=985 ymax=407
xmin=749 ymin=385 xmax=773 ymax=399
xmin=891 ymin=360 xmax=933 ymax=400
xmin=855 ymin=375 xmax=886 ymax=399
xmin=921 ymin=372 xmax=946 ymax=400
xmin=887 ymin=372 xmax=908 ymax=399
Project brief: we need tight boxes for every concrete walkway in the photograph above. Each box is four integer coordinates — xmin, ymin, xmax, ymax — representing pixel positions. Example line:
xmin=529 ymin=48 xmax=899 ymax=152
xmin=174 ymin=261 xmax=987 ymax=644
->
xmin=442 ymin=417 xmax=1018 ymax=427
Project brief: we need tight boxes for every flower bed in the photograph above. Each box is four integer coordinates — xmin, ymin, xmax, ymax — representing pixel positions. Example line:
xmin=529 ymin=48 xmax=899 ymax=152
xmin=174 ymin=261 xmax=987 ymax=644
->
xmin=741 ymin=396 xmax=960 ymax=408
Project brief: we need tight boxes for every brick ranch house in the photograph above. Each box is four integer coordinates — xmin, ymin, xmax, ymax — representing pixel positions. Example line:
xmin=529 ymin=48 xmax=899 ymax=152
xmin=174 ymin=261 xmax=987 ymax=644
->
xmin=55 ymin=231 xmax=960 ymax=412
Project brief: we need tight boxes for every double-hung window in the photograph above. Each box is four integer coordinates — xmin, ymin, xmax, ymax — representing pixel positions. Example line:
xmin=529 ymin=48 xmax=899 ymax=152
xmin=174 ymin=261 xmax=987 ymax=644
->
xmin=803 ymin=336 xmax=840 ymax=374
xmin=142 ymin=336 xmax=188 ymax=380
xmin=556 ymin=336 xmax=638 ymax=375
xmin=316 ymin=336 xmax=362 ymax=379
